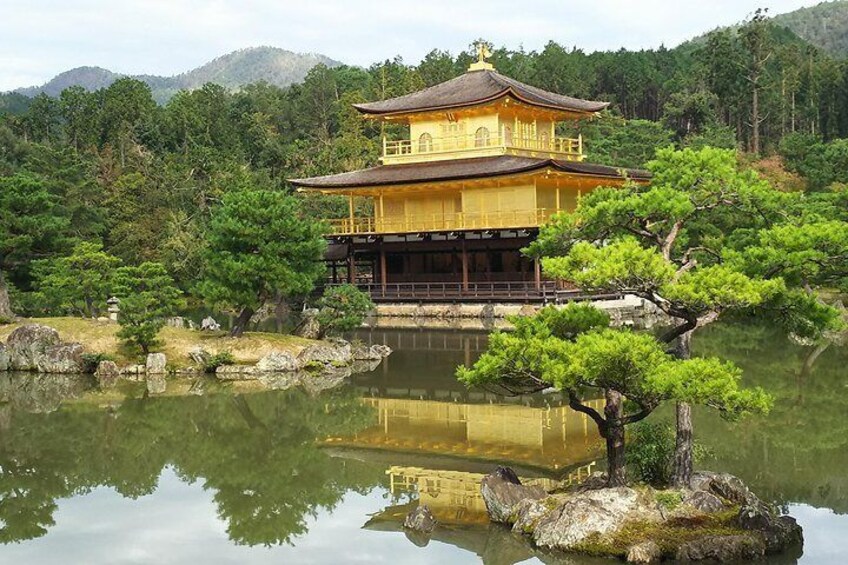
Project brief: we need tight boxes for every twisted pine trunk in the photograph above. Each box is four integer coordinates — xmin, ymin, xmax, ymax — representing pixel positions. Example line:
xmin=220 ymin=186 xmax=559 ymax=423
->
xmin=604 ymin=389 xmax=627 ymax=487
xmin=672 ymin=330 xmax=694 ymax=488
xmin=230 ymin=307 xmax=255 ymax=338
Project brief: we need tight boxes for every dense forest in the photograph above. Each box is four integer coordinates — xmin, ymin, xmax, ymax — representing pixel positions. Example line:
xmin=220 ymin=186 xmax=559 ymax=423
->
xmin=1 ymin=11 xmax=847 ymax=316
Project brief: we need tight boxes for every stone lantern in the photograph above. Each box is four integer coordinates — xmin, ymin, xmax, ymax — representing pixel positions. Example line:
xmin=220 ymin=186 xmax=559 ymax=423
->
xmin=106 ymin=296 xmax=120 ymax=322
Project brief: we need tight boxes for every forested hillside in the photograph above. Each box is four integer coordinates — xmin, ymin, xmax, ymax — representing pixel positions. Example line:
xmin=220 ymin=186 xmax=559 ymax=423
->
xmin=1 ymin=12 xmax=848 ymax=317
xmin=775 ymin=0 xmax=848 ymax=57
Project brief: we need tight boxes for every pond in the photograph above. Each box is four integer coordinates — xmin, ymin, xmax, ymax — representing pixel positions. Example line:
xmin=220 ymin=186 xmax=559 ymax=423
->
xmin=0 ymin=322 xmax=845 ymax=564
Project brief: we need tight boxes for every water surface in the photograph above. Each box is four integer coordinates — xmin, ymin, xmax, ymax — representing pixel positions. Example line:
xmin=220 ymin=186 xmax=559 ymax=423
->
xmin=0 ymin=322 xmax=845 ymax=564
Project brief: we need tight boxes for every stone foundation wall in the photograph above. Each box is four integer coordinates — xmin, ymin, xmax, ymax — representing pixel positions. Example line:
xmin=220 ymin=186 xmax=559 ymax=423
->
xmin=369 ymin=295 xmax=670 ymax=330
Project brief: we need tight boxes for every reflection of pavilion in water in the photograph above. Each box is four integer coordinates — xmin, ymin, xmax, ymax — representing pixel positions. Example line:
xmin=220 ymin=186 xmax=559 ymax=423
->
xmin=325 ymin=396 xmax=604 ymax=471
xmin=384 ymin=463 xmax=596 ymax=525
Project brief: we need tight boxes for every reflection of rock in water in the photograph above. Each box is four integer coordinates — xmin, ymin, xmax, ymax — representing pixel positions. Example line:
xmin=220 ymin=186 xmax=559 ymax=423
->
xmin=0 ymin=372 xmax=94 ymax=413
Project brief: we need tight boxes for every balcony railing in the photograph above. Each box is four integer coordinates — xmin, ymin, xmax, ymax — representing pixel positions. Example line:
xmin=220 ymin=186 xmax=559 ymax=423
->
xmin=382 ymin=133 xmax=583 ymax=162
xmin=326 ymin=208 xmax=558 ymax=235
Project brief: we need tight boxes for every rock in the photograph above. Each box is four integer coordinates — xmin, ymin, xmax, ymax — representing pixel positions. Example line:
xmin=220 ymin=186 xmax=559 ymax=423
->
xmin=675 ymin=534 xmax=765 ymax=561
xmin=480 ymin=466 xmax=546 ymax=524
xmin=352 ymin=343 xmax=392 ymax=360
xmin=626 ymin=540 xmax=662 ymax=563
xmin=297 ymin=339 xmax=352 ymax=368
xmin=294 ymin=308 xmax=321 ymax=340
xmin=200 ymin=316 xmax=221 ymax=331
xmin=403 ymin=505 xmax=437 ymax=533
xmin=256 ymin=351 xmax=299 ymax=372
xmin=684 ymin=490 xmax=726 ymax=513
xmin=6 ymin=324 xmax=61 ymax=370
xmin=145 ymin=353 xmax=167 ymax=374
xmin=166 ymin=316 xmax=186 ymax=328
xmin=36 ymin=343 xmax=85 ymax=373
xmin=737 ymin=505 xmax=803 ymax=554
xmin=704 ymin=473 xmax=757 ymax=506
xmin=576 ymin=471 xmax=610 ymax=491
xmin=95 ymin=360 xmax=120 ymax=388
xmin=0 ymin=343 xmax=8 ymax=372
xmin=215 ymin=365 xmax=257 ymax=380
xmin=188 ymin=346 xmax=211 ymax=367
xmin=120 ymin=364 xmax=146 ymax=381
xmin=146 ymin=373 xmax=166 ymax=394
xmin=533 ymin=487 xmax=645 ymax=550
xmin=511 ymin=498 xmax=553 ymax=535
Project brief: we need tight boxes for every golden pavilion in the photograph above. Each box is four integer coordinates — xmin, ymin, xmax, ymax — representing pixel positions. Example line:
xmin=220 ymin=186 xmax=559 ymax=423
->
xmin=291 ymin=45 xmax=649 ymax=302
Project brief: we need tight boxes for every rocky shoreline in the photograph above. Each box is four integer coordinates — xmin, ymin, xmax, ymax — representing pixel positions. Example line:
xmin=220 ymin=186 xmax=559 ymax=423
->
xmin=0 ymin=323 xmax=391 ymax=394
xmin=404 ymin=467 xmax=803 ymax=563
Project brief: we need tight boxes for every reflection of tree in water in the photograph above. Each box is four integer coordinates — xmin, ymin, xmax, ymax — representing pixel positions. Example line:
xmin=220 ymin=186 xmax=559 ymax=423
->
xmin=0 ymin=382 xmax=382 ymax=545
xmin=692 ymin=321 xmax=848 ymax=513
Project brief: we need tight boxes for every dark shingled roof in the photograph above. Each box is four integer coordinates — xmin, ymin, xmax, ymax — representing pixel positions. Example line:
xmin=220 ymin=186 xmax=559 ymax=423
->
xmin=291 ymin=156 xmax=650 ymax=189
xmin=353 ymin=70 xmax=609 ymax=116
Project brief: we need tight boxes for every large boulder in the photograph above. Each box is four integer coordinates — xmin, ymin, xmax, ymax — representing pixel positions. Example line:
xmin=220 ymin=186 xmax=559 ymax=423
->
xmin=297 ymin=339 xmax=352 ymax=368
xmin=675 ymin=534 xmax=765 ymax=561
xmin=533 ymin=487 xmax=647 ymax=550
xmin=146 ymin=353 xmax=167 ymax=374
xmin=0 ymin=343 xmax=8 ymax=372
xmin=403 ymin=505 xmax=437 ymax=533
xmin=480 ymin=467 xmax=546 ymax=524
xmin=256 ymin=351 xmax=299 ymax=372
xmin=95 ymin=360 xmax=120 ymax=388
xmin=511 ymin=497 xmax=554 ymax=535
xmin=737 ymin=505 xmax=803 ymax=554
xmin=36 ymin=343 xmax=85 ymax=373
xmin=6 ymin=324 xmax=61 ymax=370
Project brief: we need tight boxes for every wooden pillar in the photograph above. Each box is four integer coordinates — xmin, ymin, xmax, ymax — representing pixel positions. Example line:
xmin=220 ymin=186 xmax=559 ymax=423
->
xmin=534 ymin=258 xmax=542 ymax=291
xmin=380 ymin=247 xmax=387 ymax=293
xmin=347 ymin=246 xmax=355 ymax=284
xmin=348 ymin=194 xmax=355 ymax=233
xmin=331 ymin=262 xmax=338 ymax=284
xmin=461 ymin=239 xmax=469 ymax=292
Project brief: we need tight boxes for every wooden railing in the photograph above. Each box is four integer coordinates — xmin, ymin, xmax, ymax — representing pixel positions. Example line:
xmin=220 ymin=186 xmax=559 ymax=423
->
xmin=383 ymin=132 xmax=583 ymax=160
xmin=327 ymin=208 xmax=558 ymax=235
xmin=327 ymin=281 xmax=621 ymax=303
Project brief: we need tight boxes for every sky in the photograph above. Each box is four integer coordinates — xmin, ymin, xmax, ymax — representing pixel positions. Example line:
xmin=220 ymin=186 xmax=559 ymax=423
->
xmin=0 ymin=0 xmax=827 ymax=92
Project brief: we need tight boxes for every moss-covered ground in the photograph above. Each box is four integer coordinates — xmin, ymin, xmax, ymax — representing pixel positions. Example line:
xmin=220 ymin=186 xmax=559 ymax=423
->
xmin=0 ymin=317 xmax=315 ymax=368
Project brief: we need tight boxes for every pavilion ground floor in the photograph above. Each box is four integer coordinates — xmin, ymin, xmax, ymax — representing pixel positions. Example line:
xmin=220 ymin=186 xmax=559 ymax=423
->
xmin=323 ymin=229 xmax=600 ymax=303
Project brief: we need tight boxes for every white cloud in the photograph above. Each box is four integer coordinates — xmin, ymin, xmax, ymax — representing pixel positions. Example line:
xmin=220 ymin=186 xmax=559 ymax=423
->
xmin=0 ymin=0 xmax=825 ymax=91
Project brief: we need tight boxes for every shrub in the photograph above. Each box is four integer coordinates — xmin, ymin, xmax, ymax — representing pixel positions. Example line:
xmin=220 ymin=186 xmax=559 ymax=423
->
xmin=315 ymin=285 xmax=374 ymax=338
xmin=81 ymin=352 xmax=114 ymax=373
xmin=628 ymin=421 xmax=712 ymax=486
xmin=204 ymin=351 xmax=235 ymax=373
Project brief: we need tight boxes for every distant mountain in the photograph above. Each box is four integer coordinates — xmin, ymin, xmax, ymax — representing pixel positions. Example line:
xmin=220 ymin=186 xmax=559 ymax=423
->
xmin=12 ymin=47 xmax=342 ymax=103
xmin=774 ymin=1 xmax=848 ymax=57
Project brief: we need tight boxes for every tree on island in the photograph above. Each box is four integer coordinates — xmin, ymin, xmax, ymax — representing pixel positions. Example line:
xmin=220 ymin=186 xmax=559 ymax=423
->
xmin=112 ymin=262 xmax=182 ymax=354
xmin=528 ymin=146 xmax=842 ymax=486
xmin=458 ymin=304 xmax=771 ymax=487
xmin=198 ymin=188 xmax=327 ymax=337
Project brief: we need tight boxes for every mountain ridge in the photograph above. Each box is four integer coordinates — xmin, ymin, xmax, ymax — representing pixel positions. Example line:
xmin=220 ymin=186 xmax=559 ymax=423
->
xmin=12 ymin=46 xmax=342 ymax=103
